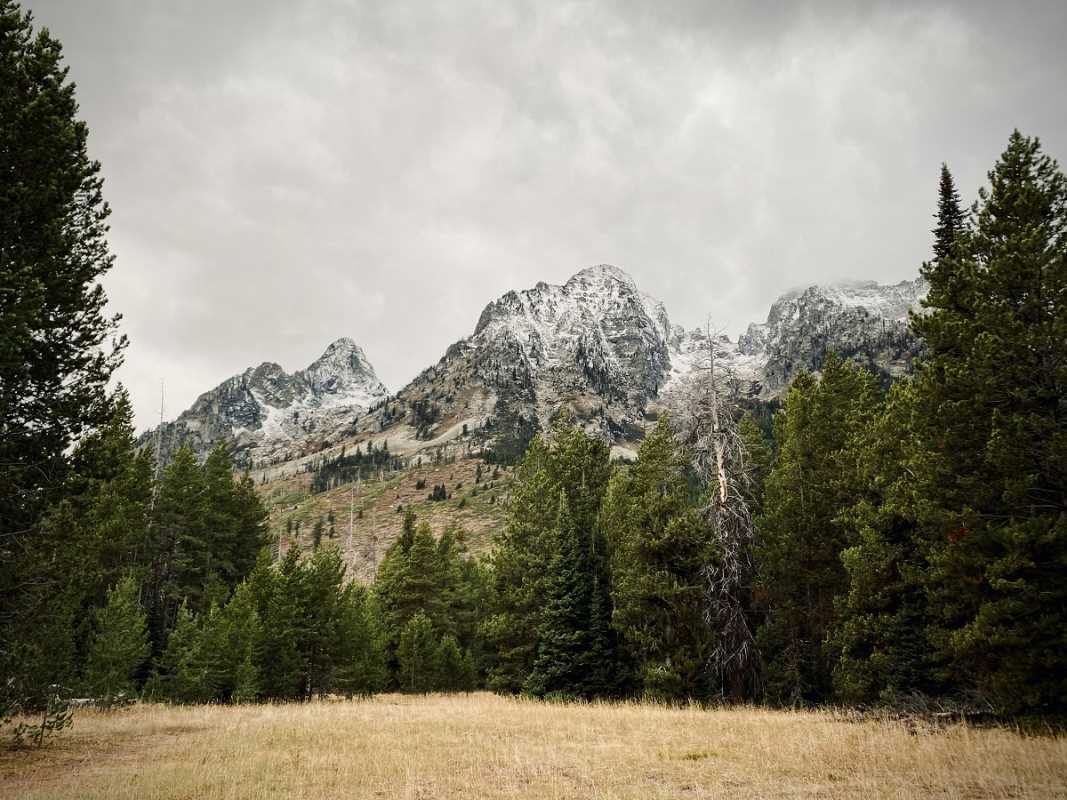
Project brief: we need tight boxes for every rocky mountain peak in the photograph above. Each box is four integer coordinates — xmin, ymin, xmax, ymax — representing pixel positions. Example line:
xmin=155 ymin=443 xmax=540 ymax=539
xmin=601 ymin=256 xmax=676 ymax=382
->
xmin=738 ymin=277 xmax=927 ymax=392
xmin=151 ymin=267 xmax=933 ymax=472
xmin=299 ymin=337 xmax=385 ymax=407
xmin=565 ymin=263 xmax=637 ymax=289
xmin=141 ymin=337 xmax=389 ymax=467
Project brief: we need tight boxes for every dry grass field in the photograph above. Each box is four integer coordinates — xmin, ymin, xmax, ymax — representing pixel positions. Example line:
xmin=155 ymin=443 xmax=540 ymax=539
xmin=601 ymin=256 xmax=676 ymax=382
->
xmin=2 ymin=693 xmax=1065 ymax=799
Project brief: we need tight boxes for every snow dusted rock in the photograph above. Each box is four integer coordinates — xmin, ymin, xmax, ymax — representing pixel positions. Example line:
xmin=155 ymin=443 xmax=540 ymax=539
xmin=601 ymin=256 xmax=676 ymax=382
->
xmin=366 ymin=265 xmax=689 ymax=448
xmin=659 ymin=325 xmax=765 ymax=402
xmin=738 ymin=278 xmax=928 ymax=394
xmin=142 ymin=338 xmax=388 ymax=467
xmin=149 ymin=268 xmax=931 ymax=468
xmin=471 ymin=264 xmax=674 ymax=405
xmin=357 ymin=267 xmax=928 ymax=453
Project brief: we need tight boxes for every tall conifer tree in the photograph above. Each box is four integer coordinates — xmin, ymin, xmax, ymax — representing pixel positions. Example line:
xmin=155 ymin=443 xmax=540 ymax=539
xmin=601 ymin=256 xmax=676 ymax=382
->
xmin=524 ymin=492 xmax=592 ymax=698
xmin=754 ymin=356 xmax=878 ymax=705
xmin=603 ymin=417 xmax=715 ymax=700
xmin=83 ymin=576 xmax=149 ymax=701
xmin=913 ymin=132 xmax=1067 ymax=714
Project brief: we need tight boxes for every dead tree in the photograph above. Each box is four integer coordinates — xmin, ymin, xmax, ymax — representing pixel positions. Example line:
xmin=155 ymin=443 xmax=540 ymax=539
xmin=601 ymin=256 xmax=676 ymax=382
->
xmin=673 ymin=324 xmax=760 ymax=702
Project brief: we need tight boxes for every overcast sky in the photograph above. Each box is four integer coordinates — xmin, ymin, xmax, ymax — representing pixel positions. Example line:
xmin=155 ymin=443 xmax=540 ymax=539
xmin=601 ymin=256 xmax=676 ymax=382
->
xmin=26 ymin=0 xmax=1067 ymax=430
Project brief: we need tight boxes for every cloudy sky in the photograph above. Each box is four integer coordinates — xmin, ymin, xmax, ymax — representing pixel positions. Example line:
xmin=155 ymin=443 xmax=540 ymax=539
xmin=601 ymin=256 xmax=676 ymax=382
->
xmin=27 ymin=0 xmax=1067 ymax=430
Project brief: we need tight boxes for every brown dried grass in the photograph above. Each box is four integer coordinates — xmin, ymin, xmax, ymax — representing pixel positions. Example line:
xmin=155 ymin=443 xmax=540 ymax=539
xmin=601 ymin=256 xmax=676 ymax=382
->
xmin=2 ymin=692 xmax=1065 ymax=799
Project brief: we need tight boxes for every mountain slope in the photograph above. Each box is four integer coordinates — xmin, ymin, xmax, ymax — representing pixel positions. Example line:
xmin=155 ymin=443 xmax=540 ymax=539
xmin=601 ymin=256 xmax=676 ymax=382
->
xmin=145 ymin=265 xmax=929 ymax=582
xmin=255 ymin=267 xmax=928 ymax=584
xmin=738 ymin=278 xmax=927 ymax=394
xmin=146 ymin=266 xmax=929 ymax=471
xmin=350 ymin=265 xmax=690 ymax=459
xmin=144 ymin=338 xmax=388 ymax=466
xmin=353 ymin=266 xmax=927 ymax=457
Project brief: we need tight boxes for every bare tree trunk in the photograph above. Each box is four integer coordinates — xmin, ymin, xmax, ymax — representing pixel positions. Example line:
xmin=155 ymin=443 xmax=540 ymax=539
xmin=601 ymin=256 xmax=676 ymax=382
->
xmin=675 ymin=324 xmax=760 ymax=702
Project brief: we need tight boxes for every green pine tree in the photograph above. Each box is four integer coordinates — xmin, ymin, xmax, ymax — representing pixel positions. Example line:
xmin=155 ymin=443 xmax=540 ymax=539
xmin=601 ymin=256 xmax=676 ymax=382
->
xmin=524 ymin=491 xmax=593 ymax=699
xmin=1 ymin=3 xmax=126 ymax=712
xmin=84 ymin=576 xmax=150 ymax=702
xmin=434 ymin=635 xmax=465 ymax=692
xmin=829 ymin=381 xmax=941 ymax=704
xmin=374 ymin=516 xmax=447 ymax=684
xmin=303 ymin=544 xmax=347 ymax=697
xmin=146 ymin=600 xmax=202 ymax=703
xmin=210 ymin=582 xmax=262 ymax=703
xmin=602 ymin=416 xmax=716 ymax=701
xmin=485 ymin=415 xmax=617 ymax=694
xmin=258 ymin=548 xmax=306 ymax=699
xmin=13 ymin=388 xmax=152 ymax=706
xmin=754 ymin=355 xmax=879 ymax=705
xmin=334 ymin=585 xmax=387 ymax=697
xmin=145 ymin=447 xmax=208 ymax=647
xmin=912 ymin=132 xmax=1067 ymax=714
xmin=397 ymin=612 xmax=438 ymax=693
xmin=827 ymin=165 xmax=973 ymax=706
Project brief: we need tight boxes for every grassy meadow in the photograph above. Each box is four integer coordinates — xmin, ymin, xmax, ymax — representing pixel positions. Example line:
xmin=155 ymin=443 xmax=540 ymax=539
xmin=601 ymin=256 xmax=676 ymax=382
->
xmin=3 ymin=693 xmax=1065 ymax=799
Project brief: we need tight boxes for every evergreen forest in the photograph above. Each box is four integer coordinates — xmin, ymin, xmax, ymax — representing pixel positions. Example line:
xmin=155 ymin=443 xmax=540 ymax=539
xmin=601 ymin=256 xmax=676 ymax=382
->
xmin=3 ymin=0 xmax=1066 ymax=745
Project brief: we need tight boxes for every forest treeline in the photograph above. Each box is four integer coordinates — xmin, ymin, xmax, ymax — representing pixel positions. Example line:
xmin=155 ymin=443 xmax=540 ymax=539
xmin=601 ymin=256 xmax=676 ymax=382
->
xmin=2 ymin=1 xmax=1064 ymax=742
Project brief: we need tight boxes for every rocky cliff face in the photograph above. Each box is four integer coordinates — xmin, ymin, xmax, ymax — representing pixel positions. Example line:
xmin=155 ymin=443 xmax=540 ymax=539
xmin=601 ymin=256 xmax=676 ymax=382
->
xmin=142 ymin=338 xmax=388 ymax=466
xmin=148 ymin=267 xmax=929 ymax=468
xmin=737 ymin=278 xmax=927 ymax=394
xmin=371 ymin=268 xmax=928 ymax=448
xmin=361 ymin=265 xmax=686 ymax=451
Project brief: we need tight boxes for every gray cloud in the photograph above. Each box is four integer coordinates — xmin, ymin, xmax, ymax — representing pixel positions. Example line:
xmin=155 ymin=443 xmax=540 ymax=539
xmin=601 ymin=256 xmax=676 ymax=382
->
xmin=24 ymin=0 xmax=1067 ymax=429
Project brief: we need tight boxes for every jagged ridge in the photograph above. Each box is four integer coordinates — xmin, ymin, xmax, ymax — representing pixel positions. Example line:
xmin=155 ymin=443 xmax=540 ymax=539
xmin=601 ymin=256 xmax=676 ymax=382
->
xmin=143 ymin=338 xmax=388 ymax=466
xmin=148 ymin=266 xmax=929 ymax=469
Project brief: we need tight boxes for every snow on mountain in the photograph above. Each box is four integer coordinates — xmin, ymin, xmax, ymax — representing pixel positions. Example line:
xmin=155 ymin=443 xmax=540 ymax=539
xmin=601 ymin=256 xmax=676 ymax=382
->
xmin=142 ymin=338 xmax=389 ymax=467
xmin=345 ymin=266 xmax=929 ymax=456
xmin=738 ymin=278 xmax=928 ymax=394
xmin=362 ymin=265 xmax=688 ymax=450
xmin=149 ymin=267 xmax=930 ymax=469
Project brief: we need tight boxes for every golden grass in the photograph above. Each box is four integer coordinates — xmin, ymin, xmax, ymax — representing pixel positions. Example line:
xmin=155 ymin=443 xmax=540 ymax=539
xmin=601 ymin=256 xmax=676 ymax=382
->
xmin=3 ymin=693 xmax=1065 ymax=799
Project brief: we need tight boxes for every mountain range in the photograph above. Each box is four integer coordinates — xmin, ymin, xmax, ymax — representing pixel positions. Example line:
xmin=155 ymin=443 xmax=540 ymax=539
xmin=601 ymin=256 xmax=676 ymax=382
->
xmin=143 ymin=265 xmax=927 ymax=468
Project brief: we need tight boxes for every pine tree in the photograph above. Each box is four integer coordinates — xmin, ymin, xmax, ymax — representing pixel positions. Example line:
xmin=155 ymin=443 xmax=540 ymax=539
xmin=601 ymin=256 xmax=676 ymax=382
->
xmin=931 ymin=163 xmax=966 ymax=262
xmin=373 ymin=513 xmax=490 ymax=690
xmin=258 ymin=548 xmax=306 ymax=699
xmin=212 ymin=582 xmax=262 ymax=702
xmin=485 ymin=416 xmax=617 ymax=694
xmin=13 ymin=389 xmax=153 ymax=705
xmin=483 ymin=436 xmax=554 ymax=692
xmin=582 ymin=565 xmax=628 ymax=698
xmin=1 ymin=5 xmax=126 ymax=706
xmin=145 ymin=447 xmax=208 ymax=647
xmin=827 ymin=165 xmax=974 ymax=706
xmin=334 ymin=585 xmax=387 ymax=697
xmin=397 ymin=612 xmax=438 ymax=693
xmin=374 ymin=517 xmax=447 ymax=683
xmin=602 ymin=417 xmax=716 ymax=701
xmin=434 ymin=635 xmax=465 ymax=692
xmin=194 ymin=603 xmax=229 ymax=701
xmin=911 ymin=132 xmax=1067 ymax=714
xmin=232 ymin=654 xmax=259 ymax=704
xmin=830 ymin=381 xmax=941 ymax=704
xmin=754 ymin=356 xmax=879 ymax=705
xmin=524 ymin=492 xmax=593 ymax=699
xmin=83 ymin=576 xmax=149 ymax=702
xmin=303 ymin=544 xmax=347 ymax=696
xmin=146 ymin=600 xmax=201 ymax=703
xmin=436 ymin=526 xmax=491 ymax=663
